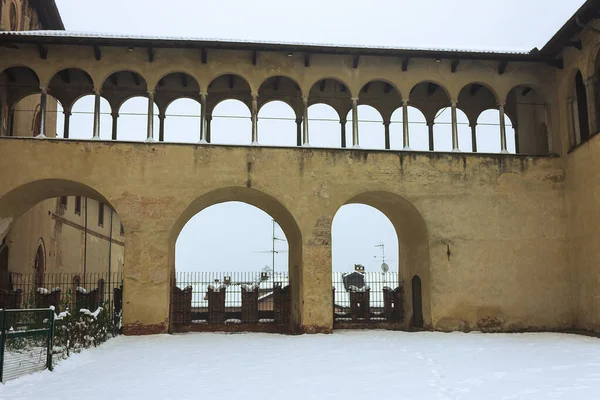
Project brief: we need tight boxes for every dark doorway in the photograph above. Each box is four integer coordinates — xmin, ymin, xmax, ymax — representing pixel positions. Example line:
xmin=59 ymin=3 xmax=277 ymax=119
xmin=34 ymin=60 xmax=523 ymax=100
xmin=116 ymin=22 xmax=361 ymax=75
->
xmin=411 ymin=275 xmax=423 ymax=328
xmin=34 ymin=244 xmax=45 ymax=288
xmin=575 ymin=71 xmax=590 ymax=143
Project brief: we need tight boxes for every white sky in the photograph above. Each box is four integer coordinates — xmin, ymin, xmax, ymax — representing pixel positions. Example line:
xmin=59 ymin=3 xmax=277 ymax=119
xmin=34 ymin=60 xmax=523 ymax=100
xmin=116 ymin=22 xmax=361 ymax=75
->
xmin=49 ymin=0 xmax=585 ymax=275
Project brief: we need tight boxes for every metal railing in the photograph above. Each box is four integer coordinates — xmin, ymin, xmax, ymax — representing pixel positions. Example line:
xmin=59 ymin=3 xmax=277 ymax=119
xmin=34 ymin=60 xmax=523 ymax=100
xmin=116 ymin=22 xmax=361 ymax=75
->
xmin=0 ymin=308 xmax=54 ymax=383
xmin=333 ymin=272 xmax=404 ymax=327
xmin=172 ymin=271 xmax=290 ymax=331
xmin=1 ymin=272 xmax=123 ymax=326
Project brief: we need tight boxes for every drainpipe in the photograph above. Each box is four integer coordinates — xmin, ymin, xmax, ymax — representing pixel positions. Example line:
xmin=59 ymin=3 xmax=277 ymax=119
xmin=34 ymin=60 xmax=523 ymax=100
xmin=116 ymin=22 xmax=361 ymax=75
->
xmin=108 ymin=208 xmax=113 ymax=308
xmin=83 ymin=197 xmax=88 ymax=283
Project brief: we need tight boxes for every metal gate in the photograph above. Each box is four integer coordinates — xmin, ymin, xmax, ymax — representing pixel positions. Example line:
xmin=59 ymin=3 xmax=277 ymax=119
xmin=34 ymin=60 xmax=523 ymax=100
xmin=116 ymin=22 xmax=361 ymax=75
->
xmin=0 ymin=308 xmax=55 ymax=383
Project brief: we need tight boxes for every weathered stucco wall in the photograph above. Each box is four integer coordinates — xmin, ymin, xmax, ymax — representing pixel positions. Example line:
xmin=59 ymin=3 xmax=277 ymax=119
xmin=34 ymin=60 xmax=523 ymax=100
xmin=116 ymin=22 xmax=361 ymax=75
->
xmin=0 ymin=138 xmax=570 ymax=334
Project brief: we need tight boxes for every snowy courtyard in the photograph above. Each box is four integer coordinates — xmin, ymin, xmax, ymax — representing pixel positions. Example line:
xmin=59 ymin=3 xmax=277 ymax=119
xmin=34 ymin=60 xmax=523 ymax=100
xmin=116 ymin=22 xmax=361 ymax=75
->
xmin=3 ymin=331 xmax=600 ymax=399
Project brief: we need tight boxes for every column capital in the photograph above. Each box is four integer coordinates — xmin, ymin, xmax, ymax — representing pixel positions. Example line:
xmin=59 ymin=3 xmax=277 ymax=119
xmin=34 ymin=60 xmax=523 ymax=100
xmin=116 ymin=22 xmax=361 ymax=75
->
xmin=251 ymin=92 xmax=259 ymax=99
xmin=351 ymin=97 xmax=359 ymax=104
xmin=39 ymin=85 xmax=48 ymax=94
xmin=111 ymin=111 xmax=120 ymax=118
xmin=158 ymin=112 xmax=166 ymax=119
xmin=93 ymin=88 xmax=102 ymax=96
xmin=302 ymin=96 xmax=309 ymax=105
xmin=199 ymin=91 xmax=208 ymax=99
xmin=206 ymin=114 xmax=213 ymax=121
xmin=295 ymin=118 xmax=302 ymax=124
xmin=147 ymin=90 xmax=155 ymax=97
xmin=63 ymin=110 xmax=72 ymax=117
xmin=383 ymin=120 xmax=391 ymax=127
xmin=340 ymin=118 xmax=347 ymax=124
xmin=402 ymin=99 xmax=409 ymax=106
xmin=497 ymin=102 xmax=506 ymax=109
xmin=451 ymin=100 xmax=458 ymax=107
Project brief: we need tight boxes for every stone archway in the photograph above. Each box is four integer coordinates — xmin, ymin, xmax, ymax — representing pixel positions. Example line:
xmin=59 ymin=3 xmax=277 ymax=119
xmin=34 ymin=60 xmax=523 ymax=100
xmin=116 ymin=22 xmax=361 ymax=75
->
xmin=168 ymin=186 xmax=303 ymax=332
xmin=337 ymin=191 xmax=432 ymax=328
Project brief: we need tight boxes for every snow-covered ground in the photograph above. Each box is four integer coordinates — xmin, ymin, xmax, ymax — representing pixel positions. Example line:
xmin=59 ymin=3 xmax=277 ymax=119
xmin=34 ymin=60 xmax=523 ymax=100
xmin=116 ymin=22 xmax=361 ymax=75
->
xmin=3 ymin=331 xmax=600 ymax=399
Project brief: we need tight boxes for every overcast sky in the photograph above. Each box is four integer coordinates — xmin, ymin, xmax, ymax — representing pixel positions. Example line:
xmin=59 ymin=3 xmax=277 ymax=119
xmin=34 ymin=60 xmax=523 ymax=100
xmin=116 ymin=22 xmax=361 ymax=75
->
xmin=48 ymin=0 xmax=585 ymax=277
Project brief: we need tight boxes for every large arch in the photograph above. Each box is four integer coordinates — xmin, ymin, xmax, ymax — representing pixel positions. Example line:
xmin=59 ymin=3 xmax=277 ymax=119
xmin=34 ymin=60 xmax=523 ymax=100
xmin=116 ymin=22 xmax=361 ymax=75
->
xmin=337 ymin=191 xmax=431 ymax=328
xmin=505 ymin=84 xmax=549 ymax=155
xmin=168 ymin=186 xmax=303 ymax=331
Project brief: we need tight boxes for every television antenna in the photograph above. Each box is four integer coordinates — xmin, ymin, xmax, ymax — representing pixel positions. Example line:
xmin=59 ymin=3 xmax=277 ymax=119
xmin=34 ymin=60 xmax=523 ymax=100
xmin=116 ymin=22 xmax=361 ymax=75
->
xmin=253 ymin=219 xmax=287 ymax=287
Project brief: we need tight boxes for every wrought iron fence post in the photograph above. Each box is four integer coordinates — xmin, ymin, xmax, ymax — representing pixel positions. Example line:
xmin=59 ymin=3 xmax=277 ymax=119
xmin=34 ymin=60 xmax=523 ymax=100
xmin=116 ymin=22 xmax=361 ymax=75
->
xmin=46 ymin=308 xmax=55 ymax=372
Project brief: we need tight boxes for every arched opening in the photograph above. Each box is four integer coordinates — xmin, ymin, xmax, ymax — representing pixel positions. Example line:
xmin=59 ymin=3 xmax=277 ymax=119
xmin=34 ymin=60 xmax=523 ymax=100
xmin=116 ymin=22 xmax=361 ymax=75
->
xmin=433 ymin=107 xmax=472 ymax=152
xmin=48 ymin=68 xmax=94 ymax=139
xmin=210 ymin=100 xmax=252 ymax=145
xmin=118 ymin=97 xmax=159 ymax=142
xmin=258 ymin=76 xmax=302 ymax=146
xmin=458 ymin=83 xmax=500 ymax=152
xmin=101 ymin=70 xmax=149 ymax=141
xmin=155 ymin=72 xmax=201 ymax=143
xmin=0 ymin=180 xmax=124 ymax=324
xmin=506 ymin=85 xmax=549 ymax=154
xmin=258 ymin=101 xmax=297 ymax=146
xmin=0 ymin=66 xmax=41 ymax=137
xmin=11 ymin=93 xmax=62 ymax=138
xmin=572 ymin=70 xmax=590 ymax=146
xmin=331 ymin=191 xmax=431 ymax=330
xmin=345 ymin=105 xmax=385 ymax=149
xmin=207 ymin=74 xmax=252 ymax=145
xmin=308 ymin=78 xmax=351 ymax=147
xmin=411 ymin=275 xmax=423 ymax=328
xmin=476 ymin=109 xmax=516 ymax=153
xmin=164 ymin=98 xmax=201 ymax=143
xmin=332 ymin=204 xmax=400 ymax=326
xmin=390 ymin=106 xmax=428 ymax=150
xmin=357 ymin=80 xmax=403 ymax=150
xmin=169 ymin=187 xmax=302 ymax=333
xmin=68 ymin=95 xmax=111 ymax=139
xmin=307 ymin=103 xmax=342 ymax=147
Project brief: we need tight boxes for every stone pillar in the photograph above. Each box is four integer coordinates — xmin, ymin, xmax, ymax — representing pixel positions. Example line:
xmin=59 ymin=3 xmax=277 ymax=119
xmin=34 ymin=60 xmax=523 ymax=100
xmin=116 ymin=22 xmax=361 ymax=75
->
xmin=513 ymin=124 xmax=520 ymax=154
xmin=567 ymin=96 xmax=577 ymax=146
xmin=544 ymin=103 xmax=554 ymax=153
xmin=352 ymin=98 xmax=360 ymax=148
xmin=206 ymin=115 xmax=212 ymax=143
xmin=302 ymin=97 xmax=310 ymax=146
xmin=111 ymin=111 xmax=119 ymax=140
xmin=92 ymin=90 xmax=101 ymax=140
xmin=146 ymin=91 xmax=155 ymax=142
xmin=36 ymin=87 xmax=48 ymax=138
xmin=451 ymin=101 xmax=460 ymax=152
xmin=199 ymin=92 xmax=207 ymax=144
xmin=402 ymin=99 xmax=410 ymax=150
xmin=499 ymin=103 xmax=509 ymax=154
xmin=122 ymin=225 xmax=170 ymax=336
xmin=158 ymin=113 xmax=165 ymax=142
xmin=63 ymin=108 xmax=71 ymax=139
xmin=384 ymin=120 xmax=391 ymax=150
xmin=340 ymin=118 xmax=347 ymax=148
xmin=470 ymin=123 xmax=477 ymax=152
xmin=296 ymin=118 xmax=302 ymax=147
xmin=428 ymin=122 xmax=434 ymax=151
xmin=251 ymin=93 xmax=258 ymax=145
xmin=585 ymin=77 xmax=598 ymax=135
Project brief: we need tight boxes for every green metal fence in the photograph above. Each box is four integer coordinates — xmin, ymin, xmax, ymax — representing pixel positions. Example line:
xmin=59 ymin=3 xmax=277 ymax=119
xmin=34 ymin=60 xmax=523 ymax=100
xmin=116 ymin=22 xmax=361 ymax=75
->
xmin=0 ymin=308 xmax=55 ymax=383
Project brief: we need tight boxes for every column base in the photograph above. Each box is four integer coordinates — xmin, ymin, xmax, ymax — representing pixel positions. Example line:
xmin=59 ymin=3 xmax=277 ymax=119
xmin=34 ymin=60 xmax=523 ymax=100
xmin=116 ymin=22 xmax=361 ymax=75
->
xmin=301 ymin=143 xmax=311 ymax=147
xmin=34 ymin=134 xmax=46 ymax=139
xmin=500 ymin=149 xmax=510 ymax=154
xmin=198 ymin=139 xmax=208 ymax=144
xmin=452 ymin=148 xmax=461 ymax=153
xmin=352 ymin=144 xmax=361 ymax=149
xmin=403 ymin=146 xmax=411 ymax=151
xmin=145 ymin=137 xmax=156 ymax=143
xmin=91 ymin=136 xmax=102 ymax=140
xmin=251 ymin=141 xmax=260 ymax=146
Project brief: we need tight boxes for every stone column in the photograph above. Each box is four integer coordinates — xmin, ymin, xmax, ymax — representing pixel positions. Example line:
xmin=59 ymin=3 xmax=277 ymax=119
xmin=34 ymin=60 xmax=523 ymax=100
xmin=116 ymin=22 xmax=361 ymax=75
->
xmin=384 ymin=120 xmax=391 ymax=150
xmin=146 ymin=91 xmax=155 ymax=142
xmin=206 ymin=115 xmax=212 ymax=143
xmin=199 ymin=92 xmax=208 ymax=144
xmin=451 ymin=101 xmax=460 ymax=152
xmin=352 ymin=98 xmax=360 ymax=148
xmin=63 ymin=108 xmax=71 ymax=139
xmin=499 ymin=103 xmax=509 ymax=154
xmin=428 ymin=122 xmax=434 ymax=151
xmin=567 ymin=96 xmax=577 ymax=146
xmin=513 ymin=125 xmax=520 ymax=154
xmin=158 ymin=113 xmax=165 ymax=142
xmin=402 ymin=99 xmax=410 ymax=150
xmin=111 ymin=111 xmax=119 ymax=140
xmin=92 ymin=90 xmax=101 ymax=140
xmin=251 ymin=93 xmax=258 ymax=145
xmin=340 ymin=118 xmax=347 ymax=148
xmin=470 ymin=123 xmax=477 ymax=152
xmin=544 ymin=103 xmax=554 ymax=153
xmin=302 ymin=97 xmax=310 ymax=146
xmin=585 ymin=77 xmax=598 ymax=135
xmin=36 ymin=87 xmax=48 ymax=138
xmin=296 ymin=118 xmax=302 ymax=147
